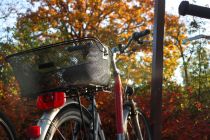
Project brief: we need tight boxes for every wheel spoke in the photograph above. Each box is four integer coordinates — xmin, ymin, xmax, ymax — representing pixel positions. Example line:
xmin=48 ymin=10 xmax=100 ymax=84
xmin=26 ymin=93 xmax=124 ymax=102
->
xmin=44 ymin=108 xmax=99 ymax=140
xmin=125 ymin=110 xmax=151 ymax=140
xmin=51 ymin=118 xmax=89 ymax=139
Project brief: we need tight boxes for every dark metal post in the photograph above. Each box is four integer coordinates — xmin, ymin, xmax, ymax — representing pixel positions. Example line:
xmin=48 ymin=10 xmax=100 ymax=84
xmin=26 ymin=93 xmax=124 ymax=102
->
xmin=150 ymin=0 xmax=165 ymax=140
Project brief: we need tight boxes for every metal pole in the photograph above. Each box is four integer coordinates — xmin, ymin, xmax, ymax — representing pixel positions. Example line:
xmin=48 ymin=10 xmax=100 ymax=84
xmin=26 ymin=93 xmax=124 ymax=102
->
xmin=150 ymin=0 xmax=165 ymax=140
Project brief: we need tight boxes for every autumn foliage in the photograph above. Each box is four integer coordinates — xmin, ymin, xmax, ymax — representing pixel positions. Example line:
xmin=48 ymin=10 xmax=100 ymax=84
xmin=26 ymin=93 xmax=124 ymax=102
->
xmin=0 ymin=0 xmax=209 ymax=139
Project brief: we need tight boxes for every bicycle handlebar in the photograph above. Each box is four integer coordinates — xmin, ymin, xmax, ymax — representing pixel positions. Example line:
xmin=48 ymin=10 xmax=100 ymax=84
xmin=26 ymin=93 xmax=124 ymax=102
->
xmin=119 ymin=29 xmax=150 ymax=53
xmin=179 ymin=1 xmax=210 ymax=19
xmin=132 ymin=30 xmax=150 ymax=41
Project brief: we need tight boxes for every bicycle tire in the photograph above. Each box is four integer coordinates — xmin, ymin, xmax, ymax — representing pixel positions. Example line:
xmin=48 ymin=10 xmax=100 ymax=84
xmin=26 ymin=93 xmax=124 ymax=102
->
xmin=0 ymin=112 xmax=16 ymax=140
xmin=44 ymin=106 xmax=103 ymax=140
xmin=124 ymin=108 xmax=152 ymax=140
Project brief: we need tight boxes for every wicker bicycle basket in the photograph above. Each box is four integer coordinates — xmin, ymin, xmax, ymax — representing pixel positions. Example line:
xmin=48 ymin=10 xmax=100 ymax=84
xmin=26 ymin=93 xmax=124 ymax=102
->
xmin=6 ymin=38 xmax=111 ymax=98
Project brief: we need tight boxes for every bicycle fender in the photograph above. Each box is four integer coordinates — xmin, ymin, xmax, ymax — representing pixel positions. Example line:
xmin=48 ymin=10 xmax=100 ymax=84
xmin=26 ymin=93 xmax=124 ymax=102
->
xmin=31 ymin=99 xmax=90 ymax=140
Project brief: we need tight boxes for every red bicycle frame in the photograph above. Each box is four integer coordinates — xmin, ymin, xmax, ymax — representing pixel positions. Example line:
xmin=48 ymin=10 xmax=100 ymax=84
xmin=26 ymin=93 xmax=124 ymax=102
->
xmin=114 ymin=74 xmax=124 ymax=139
xmin=112 ymin=50 xmax=124 ymax=140
xmin=112 ymin=30 xmax=150 ymax=139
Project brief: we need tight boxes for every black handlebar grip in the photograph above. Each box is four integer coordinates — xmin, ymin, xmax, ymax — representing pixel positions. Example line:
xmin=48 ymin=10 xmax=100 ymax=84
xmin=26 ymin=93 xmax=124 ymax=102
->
xmin=179 ymin=1 xmax=210 ymax=19
xmin=132 ymin=29 xmax=150 ymax=41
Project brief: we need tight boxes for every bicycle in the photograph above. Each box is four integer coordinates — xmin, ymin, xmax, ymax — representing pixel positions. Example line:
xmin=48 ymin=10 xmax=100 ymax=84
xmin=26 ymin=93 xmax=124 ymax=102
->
xmin=3 ymin=1 xmax=210 ymax=139
xmin=0 ymin=111 xmax=16 ymax=140
xmin=6 ymin=30 xmax=151 ymax=140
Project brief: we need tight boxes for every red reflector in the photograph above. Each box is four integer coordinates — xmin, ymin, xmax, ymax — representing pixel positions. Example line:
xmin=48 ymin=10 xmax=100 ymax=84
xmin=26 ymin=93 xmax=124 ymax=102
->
xmin=37 ymin=92 xmax=66 ymax=110
xmin=27 ymin=126 xmax=41 ymax=138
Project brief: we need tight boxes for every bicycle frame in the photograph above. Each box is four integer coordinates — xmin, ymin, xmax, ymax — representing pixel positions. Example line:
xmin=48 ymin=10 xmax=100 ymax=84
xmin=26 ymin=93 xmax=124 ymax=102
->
xmin=88 ymin=97 xmax=106 ymax=140
xmin=32 ymin=52 xmax=128 ymax=140
xmin=111 ymin=30 xmax=150 ymax=139
xmin=31 ymin=30 xmax=150 ymax=140
xmin=112 ymin=51 xmax=124 ymax=140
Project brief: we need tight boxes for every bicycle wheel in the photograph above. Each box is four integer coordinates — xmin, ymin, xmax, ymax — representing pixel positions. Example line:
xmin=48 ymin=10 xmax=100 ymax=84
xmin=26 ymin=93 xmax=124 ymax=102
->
xmin=0 ymin=112 xmax=16 ymax=140
xmin=45 ymin=106 xmax=102 ymax=140
xmin=124 ymin=109 xmax=151 ymax=140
